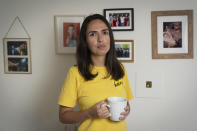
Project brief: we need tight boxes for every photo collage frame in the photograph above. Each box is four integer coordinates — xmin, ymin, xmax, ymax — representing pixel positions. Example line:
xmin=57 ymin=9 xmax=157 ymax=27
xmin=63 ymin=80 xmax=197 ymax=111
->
xmin=3 ymin=38 xmax=32 ymax=74
xmin=2 ymin=16 xmax=32 ymax=74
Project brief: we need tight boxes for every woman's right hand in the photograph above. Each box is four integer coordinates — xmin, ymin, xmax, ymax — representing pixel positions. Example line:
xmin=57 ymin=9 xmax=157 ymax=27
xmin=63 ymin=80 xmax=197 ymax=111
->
xmin=88 ymin=100 xmax=110 ymax=119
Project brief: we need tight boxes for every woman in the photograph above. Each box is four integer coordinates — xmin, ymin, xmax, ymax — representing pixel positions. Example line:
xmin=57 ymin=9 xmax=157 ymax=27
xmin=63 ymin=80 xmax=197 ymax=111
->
xmin=58 ymin=14 xmax=134 ymax=131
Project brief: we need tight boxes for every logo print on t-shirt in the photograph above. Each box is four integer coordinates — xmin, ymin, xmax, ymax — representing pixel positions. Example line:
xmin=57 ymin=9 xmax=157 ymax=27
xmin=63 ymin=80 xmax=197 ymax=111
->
xmin=114 ymin=79 xmax=123 ymax=87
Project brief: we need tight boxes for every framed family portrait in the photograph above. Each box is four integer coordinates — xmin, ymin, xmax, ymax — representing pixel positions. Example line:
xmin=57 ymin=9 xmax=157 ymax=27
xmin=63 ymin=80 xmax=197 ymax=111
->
xmin=152 ymin=10 xmax=193 ymax=59
xmin=104 ymin=8 xmax=134 ymax=31
xmin=3 ymin=38 xmax=32 ymax=74
xmin=115 ymin=40 xmax=134 ymax=62
xmin=54 ymin=15 xmax=86 ymax=54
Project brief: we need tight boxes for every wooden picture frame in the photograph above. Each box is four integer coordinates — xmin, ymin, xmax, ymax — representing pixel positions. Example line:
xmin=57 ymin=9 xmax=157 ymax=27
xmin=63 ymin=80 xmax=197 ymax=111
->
xmin=115 ymin=40 xmax=134 ymax=62
xmin=152 ymin=10 xmax=193 ymax=59
xmin=54 ymin=15 xmax=85 ymax=54
xmin=3 ymin=38 xmax=32 ymax=74
xmin=104 ymin=8 xmax=134 ymax=31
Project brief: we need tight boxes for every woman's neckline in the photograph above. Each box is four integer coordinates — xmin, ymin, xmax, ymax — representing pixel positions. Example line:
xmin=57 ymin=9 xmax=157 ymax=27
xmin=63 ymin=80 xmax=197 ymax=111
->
xmin=90 ymin=65 xmax=106 ymax=70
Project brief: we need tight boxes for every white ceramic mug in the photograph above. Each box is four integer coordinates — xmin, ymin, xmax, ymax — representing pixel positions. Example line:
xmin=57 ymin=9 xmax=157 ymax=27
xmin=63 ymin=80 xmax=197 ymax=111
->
xmin=102 ymin=97 xmax=127 ymax=121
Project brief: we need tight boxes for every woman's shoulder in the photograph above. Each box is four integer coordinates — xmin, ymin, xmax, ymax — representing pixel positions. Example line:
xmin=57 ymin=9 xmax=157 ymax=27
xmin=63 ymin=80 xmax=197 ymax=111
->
xmin=69 ymin=65 xmax=79 ymax=73
xmin=68 ymin=65 xmax=84 ymax=81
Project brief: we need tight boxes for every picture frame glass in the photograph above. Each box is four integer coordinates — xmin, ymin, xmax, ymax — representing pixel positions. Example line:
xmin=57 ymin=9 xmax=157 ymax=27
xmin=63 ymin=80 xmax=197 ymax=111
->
xmin=157 ymin=15 xmax=188 ymax=54
xmin=104 ymin=8 xmax=134 ymax=31
xmin=115 ymin=40 xmax=134 ymax=62
xmin=3 ymin=38 xmax=32 ymax=74
xmin=54 ymin=15 xmax=85 ymax=54
xmin=152 ymin=10 xmax=193 ymax=59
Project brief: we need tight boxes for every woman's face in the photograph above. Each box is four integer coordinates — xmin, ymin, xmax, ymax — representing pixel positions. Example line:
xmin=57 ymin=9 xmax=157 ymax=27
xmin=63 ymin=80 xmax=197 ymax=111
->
xmin=86 ymin=19 xmax=110 ymax=57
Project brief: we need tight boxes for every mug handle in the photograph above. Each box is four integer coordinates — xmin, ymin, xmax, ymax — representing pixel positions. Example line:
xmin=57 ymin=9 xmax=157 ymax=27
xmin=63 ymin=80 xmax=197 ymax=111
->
xmin=101 ymin=103 xmax=111 ymax=116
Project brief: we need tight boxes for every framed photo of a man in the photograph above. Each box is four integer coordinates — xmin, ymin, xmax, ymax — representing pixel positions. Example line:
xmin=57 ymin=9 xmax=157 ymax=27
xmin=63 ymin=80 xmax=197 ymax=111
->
xmin=152 ymin=10 xmax=193 ymax=59
xmin=3 ymin=38 xmax=32 ymax=74
xmin=104 ymin=8 xmax=134 ymax=31
xmin=115 ymin=40 xmax=134 ymax=62
xmin=54 ymin=15 xmax=85 ymax=54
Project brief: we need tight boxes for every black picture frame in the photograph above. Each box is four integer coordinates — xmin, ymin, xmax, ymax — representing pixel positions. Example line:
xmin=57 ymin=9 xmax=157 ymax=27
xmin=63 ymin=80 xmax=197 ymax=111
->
xmin=104 ymin=8 xmax=134 ymax=31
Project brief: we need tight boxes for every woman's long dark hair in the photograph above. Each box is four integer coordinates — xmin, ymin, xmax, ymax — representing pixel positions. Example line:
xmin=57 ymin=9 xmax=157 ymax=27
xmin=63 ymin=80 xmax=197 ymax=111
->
xmin=76 ymin=14 xmax=124 ymax=81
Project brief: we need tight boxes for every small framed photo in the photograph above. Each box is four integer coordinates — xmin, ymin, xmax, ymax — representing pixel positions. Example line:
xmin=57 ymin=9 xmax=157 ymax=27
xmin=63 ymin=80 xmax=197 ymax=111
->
xmin=54 ymin=15 xmax=85 ymax=54
xmin=104 ymin=8 xmax=134 ymax=31
xmin=152 ymin=10 xmax=193 ymax=59
xmin=115 ymin=40 xmax=134 ymax=62
xmin=3 ymin=38 xmax=32 ymax=74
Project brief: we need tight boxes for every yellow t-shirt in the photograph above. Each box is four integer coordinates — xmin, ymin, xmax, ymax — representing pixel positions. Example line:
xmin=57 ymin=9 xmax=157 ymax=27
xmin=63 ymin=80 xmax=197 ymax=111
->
xmin=58 ymin=65 xmax=134 ymax=131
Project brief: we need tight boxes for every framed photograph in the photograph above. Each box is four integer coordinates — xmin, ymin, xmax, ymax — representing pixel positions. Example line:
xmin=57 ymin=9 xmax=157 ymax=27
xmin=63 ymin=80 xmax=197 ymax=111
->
xmin=152 ymin=10 xmax=193 ymax=59
xmin=115 ymin=40 xmax=134 ymax=62
xmin=104 ymin=8 xmax=134 ymax=31
xmin=54 ymin=15 xmax=85 ymax=54
xmin=3 ymin=38 xmax=32 ymax=74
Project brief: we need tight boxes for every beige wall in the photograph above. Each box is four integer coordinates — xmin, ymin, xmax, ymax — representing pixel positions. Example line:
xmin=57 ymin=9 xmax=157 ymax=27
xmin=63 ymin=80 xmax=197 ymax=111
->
xmin=0 ymin=0 xmax=197 ymax=131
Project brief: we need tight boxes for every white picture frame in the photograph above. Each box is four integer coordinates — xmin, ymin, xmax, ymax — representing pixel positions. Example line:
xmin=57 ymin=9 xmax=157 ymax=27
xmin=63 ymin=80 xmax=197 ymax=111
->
xmin=54 ymin=15 xmax=85 ymax=54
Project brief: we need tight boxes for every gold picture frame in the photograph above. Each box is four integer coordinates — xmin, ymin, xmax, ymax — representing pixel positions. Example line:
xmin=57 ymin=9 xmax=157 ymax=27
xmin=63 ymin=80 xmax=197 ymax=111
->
xmin=152 ymin=10 xmax=193 ymax=59
xmin=115 ymin=40 xmax=134 ymax=63
xmin=54 ymin=15 xmax=86 ymax=54
xmin=3 ymin=38 xmax=32 ymax=74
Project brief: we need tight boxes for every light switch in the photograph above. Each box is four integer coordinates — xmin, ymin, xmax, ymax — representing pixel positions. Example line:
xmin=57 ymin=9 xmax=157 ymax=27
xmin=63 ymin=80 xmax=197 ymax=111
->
xmin=136 ymin=71 xmax=162 ymax=98
xmin=146 ymin=81 xmax=152 ymax=88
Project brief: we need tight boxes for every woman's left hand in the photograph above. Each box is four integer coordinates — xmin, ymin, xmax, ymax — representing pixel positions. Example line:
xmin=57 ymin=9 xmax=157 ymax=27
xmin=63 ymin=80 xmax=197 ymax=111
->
xmin=119 ymin=101 xmax=130 ymax=121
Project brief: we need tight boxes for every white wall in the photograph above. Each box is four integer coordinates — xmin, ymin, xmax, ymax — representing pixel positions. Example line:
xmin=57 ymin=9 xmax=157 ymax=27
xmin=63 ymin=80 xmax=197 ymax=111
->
xmin=0 ymin=0 xmax=197 ymax=131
